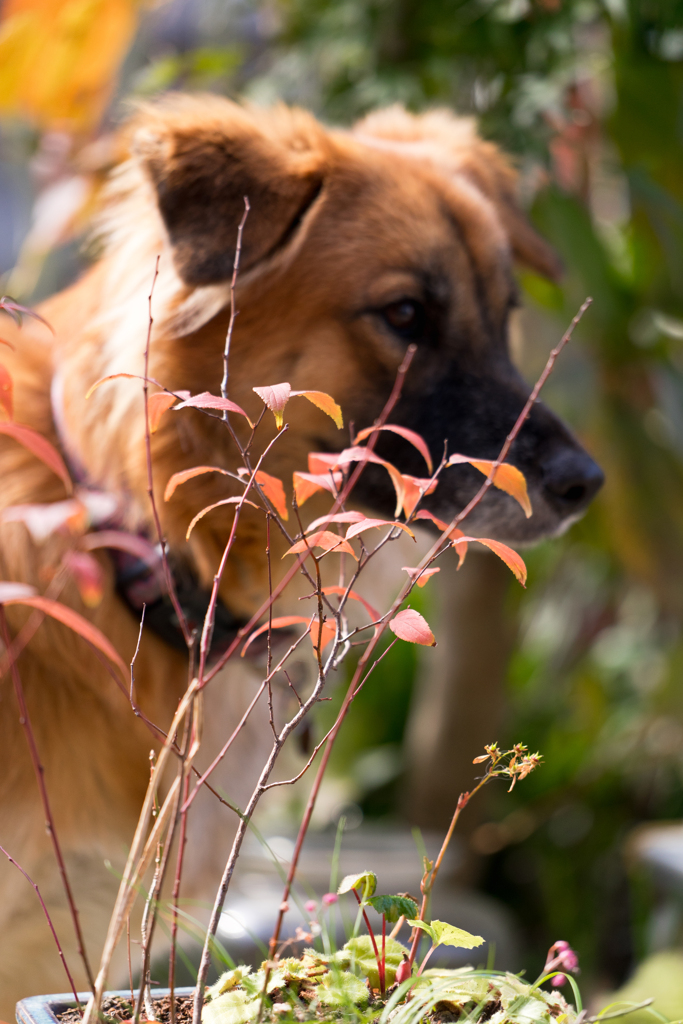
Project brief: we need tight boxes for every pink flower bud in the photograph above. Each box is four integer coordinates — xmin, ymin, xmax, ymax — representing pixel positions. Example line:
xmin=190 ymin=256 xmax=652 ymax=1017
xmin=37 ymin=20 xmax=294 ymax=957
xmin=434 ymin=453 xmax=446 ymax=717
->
xmin=559 ymin=948 xmax=579 ymax=972
xmin=551 ymin=974 xmax=567 ymax=987
xmin=304 ymin=899 xmax=317 ymax=913
xmin=555 ymin=940 xmax=569 ymax=951
xmin=322 ymin=892 xmax=338 ymax=905
xmin=395 ymin=958 xmax=412 ymax=984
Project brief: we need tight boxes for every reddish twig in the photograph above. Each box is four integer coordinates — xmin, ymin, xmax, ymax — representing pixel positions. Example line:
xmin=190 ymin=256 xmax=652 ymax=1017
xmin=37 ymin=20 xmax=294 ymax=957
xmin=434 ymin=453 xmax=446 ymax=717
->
xmin=0 ymin=608 xmax=95 ymax=991
xmin=0 ymin=842 xmax=82 ymax=1009
xmin=221 ymin=198 xmax=250 ymax=404
xmin=142 ymin=256 xmax=192 ymax=646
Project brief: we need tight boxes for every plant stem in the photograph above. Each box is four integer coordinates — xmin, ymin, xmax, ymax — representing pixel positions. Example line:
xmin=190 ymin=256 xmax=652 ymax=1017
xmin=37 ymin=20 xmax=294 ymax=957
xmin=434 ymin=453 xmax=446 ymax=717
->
xmin=0 ymin=842 xmax=82 ymax=1010
xmin=352 ymin=890 xmax=384 ymax=994
xmin=0 ymin=608 xmax=95 ymax=991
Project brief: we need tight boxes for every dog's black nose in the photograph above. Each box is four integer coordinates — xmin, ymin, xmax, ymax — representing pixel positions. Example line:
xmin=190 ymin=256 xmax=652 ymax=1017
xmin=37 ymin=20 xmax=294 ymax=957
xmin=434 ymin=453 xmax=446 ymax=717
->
xmin=542 ymin=449 xmax=604 ymax=512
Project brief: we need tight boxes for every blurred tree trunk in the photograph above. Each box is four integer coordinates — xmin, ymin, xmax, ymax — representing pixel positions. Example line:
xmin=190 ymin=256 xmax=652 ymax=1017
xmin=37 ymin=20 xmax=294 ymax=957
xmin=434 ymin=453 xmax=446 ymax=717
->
xmin=404 ymin=550 xmax=515 ymax=835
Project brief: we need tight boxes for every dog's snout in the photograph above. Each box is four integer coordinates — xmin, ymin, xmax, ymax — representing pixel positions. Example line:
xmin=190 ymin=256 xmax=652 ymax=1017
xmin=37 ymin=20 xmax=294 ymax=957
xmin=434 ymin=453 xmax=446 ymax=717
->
xmin=542 ymin=449 xmax=605 ymax=512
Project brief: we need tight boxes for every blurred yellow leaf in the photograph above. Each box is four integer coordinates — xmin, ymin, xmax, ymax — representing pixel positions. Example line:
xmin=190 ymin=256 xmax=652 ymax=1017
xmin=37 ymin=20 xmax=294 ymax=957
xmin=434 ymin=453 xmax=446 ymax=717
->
xmin=0 ymin=0 xmax=145 ymax=131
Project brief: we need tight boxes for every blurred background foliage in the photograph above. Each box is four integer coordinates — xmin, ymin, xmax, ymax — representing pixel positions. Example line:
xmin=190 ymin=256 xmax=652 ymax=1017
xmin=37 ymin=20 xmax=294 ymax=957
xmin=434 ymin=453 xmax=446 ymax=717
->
xmin=2 ymin=0 xmax=683 ymax=997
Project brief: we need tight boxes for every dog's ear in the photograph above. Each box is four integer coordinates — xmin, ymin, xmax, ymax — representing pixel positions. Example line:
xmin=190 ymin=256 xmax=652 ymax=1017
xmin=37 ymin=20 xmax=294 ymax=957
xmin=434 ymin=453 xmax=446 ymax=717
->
xmin=131 ymin=96 xmax=326 ymax=287
xmin=354 ymin=105 xmax=562 ymax=281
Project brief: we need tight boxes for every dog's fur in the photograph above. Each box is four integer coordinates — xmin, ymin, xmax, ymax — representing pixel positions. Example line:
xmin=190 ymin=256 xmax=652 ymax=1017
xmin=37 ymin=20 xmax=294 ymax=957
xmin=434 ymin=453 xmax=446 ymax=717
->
xmin=0 ymin=96 xmax=602 ymax=1011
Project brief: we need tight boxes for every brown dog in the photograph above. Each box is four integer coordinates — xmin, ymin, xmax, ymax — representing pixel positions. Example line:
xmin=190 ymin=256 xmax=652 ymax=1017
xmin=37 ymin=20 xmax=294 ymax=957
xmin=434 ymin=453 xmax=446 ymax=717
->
xmin=0 ymin=95 xmax=602 ymax=1011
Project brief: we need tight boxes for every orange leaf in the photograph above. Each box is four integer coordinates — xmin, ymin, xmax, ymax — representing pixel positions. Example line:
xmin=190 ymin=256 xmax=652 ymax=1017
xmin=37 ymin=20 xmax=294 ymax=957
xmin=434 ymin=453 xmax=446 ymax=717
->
xmin=322 ymin=585 xmax=379 ymax=621
xmin=86 ymin=372 xmax=140 ymax=399
xmin=332 ymin=446 xmax=406 ymax=516
xmin=241 ymin=615 xmax=311 ymax=657
xmin=0 ymin=593 xmax=126 ymax=675
xmin=389 ymin=608 xmax=436 ymax=646
xmin=0 ymin=338 xmax=16 ymax=350
xmin=308 ymin=452 xmax=341 ymax=474
xmin=306 ymin=511 xmax=366 ymax=532
xmin=174 ymin=391 xmax=252 ymax=424
xmin=413 ymin=509 xmax=466 ymax=541
xmin=401 ymin=474 xmax=438 ymax=517
xmin=293 ymin=471 xmax=342 ymax=506
xmin=253 ymin=382 xmax=291 ymax=429
xmin=0 ymin=422 xmax=71 ymax=493
xmin=284 ymin=530 xmax=358 ymax=560
xmin=164 ymin=465 xmax=233 ymax=502
xmin=354 ymin=424 xmax=433 ymax=473
xmin=345 ymin=519 xmax=415 ymax=541
xmin=446 ymin=455 xmax=532 ymax=518
xmin=0 ymin=363 xmax=13 ymax=419
xmin=64 ymin=550 xmax=104 ymax=607
xmin=451 ymin=538 xmax=469 ymax=569
xmin=402 ymin=566 xmax=440 ymax=588
xmin=147 ymin=392 xmax=177 ymax=432
xmin=186 ymin=496 xmax=261 ymax=540
xmin=291 ymin=390 xmax=343 ymax=429
xmin=253 ymin=470 xmax=288 ymax=521
xmin=457 ymin=536 xmax=527 ymax=586
xmin=311 ymin=616 xmax=337 ymax=652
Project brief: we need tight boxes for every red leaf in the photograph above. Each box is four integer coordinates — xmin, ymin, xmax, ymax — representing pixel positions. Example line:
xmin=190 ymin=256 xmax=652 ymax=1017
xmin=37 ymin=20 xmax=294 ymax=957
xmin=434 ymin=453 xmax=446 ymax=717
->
xmin=0 ymin=363 xmax=13 ymax=419
xmin=0 ymin=296 xmax=53 ymax=331
xmin=446 ymin=455 xmax=532 ymax=518
xmin=293 ymin=471 xmax=342 ymax=505
xmin=401 ymin=475 xmax=438 ymax=517
xmin=354 ymin=424 xmax=433 ymax=473
xmin=147 ymin=392 xmax=177 ymax=432
xmin=306 ymin=511 xmax=366 ymax=532
xmin=253 ymin=383 xmax=291 ymax=428
xmin=81 ymin=531 xmax=165 ymax=587
xmin=402 ymin=566 xmax=440 ymax=588
xmin=241 ymin=615 xmax=311 ymax=657
xmin=164 ymin=465 xmax=233 ymax=502
xmin=0 ymin=422 xmax=72 ymax=493
xmin=345 ymin=519 xmax=415 ymax=541
xmin=253 ymin=470 xmax=288 ymax=521
xmin=414 ymin=509 xmax=466 ymax=541
xmin=0 ymin=593 xmax=126 ymax=674
xmin=322 ymin=585 xmax=379 ymax=621
xmin=290 ymin=390 xmax=343 ymax=429
xmin=174 ymin=391 xmax=252 ymax=425
xmin=457 ymin=536 xmax=527 ymax=586
xmin=186 ymin=495 xmax=261 ymax=539
xmin=284 ymin=530 xmax=358 ymax=559
xmin=389 ymin=608 xmax=436 ymax=646
xmin=64 ymin=550 xmax=104 ymax=607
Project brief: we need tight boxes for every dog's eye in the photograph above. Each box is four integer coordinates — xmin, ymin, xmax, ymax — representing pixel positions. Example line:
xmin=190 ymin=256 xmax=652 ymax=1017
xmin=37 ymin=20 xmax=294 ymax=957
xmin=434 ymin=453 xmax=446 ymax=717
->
xmin=381 ymin=299 xmax=425 ymax=339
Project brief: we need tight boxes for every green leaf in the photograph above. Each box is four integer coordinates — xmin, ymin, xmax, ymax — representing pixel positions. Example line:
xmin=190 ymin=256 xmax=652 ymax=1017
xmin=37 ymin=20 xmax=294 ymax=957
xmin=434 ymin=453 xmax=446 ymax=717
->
xmin=337 ymin=870 xmax=377 ymax=898
xmin=343 ymin=935 xmax=409 ymax=988
xmin=367 ymin=894 xmax=419 ymax=923
xmin=207 ymin=966 xmax=253 ymax=1000
xmin=408 ymin=919 xmax=484 ymax=949
xmin=317 ymin=968 xmax=369 ymax=1008
xmin=201 ymin=988 xmax=259 ymax=1024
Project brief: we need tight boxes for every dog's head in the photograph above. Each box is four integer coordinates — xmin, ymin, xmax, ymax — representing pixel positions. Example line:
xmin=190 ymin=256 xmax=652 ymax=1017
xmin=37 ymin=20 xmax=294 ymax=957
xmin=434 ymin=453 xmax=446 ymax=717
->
xmin=100 ymin=95 xmax=602 ymax=549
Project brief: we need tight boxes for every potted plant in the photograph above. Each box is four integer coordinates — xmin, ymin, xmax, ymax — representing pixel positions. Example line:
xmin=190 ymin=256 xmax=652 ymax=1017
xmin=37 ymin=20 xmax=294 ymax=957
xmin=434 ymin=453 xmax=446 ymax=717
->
xmin=4 ymin=278 xmax=630 ymax=1024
